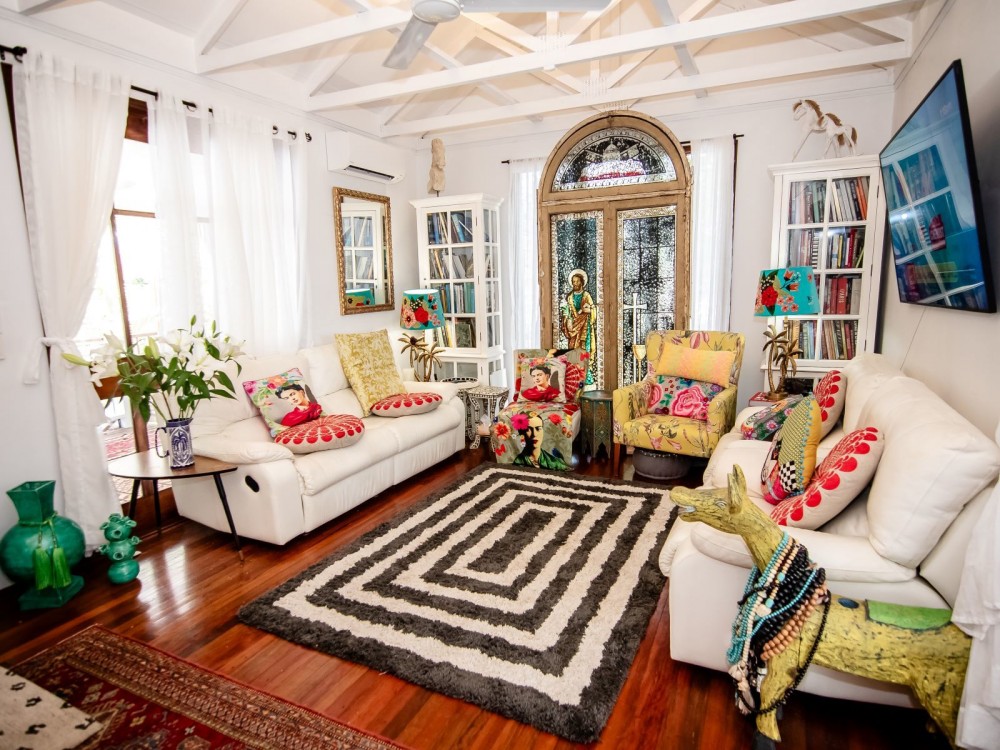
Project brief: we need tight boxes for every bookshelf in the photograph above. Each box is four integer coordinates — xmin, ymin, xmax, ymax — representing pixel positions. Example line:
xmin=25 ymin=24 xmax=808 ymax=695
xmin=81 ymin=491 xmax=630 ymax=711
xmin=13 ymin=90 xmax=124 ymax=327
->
xmin=412 ymin=194 xmax=505 ymax=385
xmin=767 ymin=156 xmax=887 ymax=376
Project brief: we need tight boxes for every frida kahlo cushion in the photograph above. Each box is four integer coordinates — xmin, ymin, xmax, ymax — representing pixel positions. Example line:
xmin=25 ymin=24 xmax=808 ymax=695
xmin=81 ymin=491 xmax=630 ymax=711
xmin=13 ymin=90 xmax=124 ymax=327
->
xmin=243 ymin=368 xmax=323 ymax=437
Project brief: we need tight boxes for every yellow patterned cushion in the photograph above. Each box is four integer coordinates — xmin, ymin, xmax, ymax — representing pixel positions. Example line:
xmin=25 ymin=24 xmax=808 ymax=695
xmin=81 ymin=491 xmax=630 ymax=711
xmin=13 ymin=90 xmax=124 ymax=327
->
xmin=762 ymin=395 xmax=823 ymax=504
xmin=334 ymin=330 xmax=406 ymax=416
xmin=654 ymin=342 xmax=736 ymax=387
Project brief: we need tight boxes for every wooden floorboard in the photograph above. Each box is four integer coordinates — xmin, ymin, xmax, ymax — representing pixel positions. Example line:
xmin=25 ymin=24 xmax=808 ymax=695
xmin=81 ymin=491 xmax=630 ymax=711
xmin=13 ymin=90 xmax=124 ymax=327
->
xmin=0 ymin=448 xmax=948 ymax=750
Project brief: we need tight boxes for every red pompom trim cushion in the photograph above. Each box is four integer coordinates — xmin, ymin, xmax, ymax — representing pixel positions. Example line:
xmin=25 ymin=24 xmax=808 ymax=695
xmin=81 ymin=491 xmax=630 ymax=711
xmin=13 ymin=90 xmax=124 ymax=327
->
xmin=370 ymin=392 xmax=443 ymax=417
xmin=813 ymin=369 xmax=846 ymax=437
xmin=274 ymin=414 xmax=364 ymax=453
xmin=770 ymin=426 xmax=883 ymax=529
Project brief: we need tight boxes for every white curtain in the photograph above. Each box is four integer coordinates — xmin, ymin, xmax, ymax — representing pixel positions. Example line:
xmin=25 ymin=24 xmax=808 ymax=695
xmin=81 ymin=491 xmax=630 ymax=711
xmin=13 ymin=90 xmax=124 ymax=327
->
xmin=504 ymin=158 xmax=544 ymax=385
xmin=14 ymin=53 xmax=127 ymax=547
xmin=690 ymin=136 xmax=736 ymax=331
xmin=209 ymin=107 xmax=302 ymax=355
xmin=151 ymin=102 xmax=305 ymax=353
xmin=150 ymin=95 xmax=207 ymax=330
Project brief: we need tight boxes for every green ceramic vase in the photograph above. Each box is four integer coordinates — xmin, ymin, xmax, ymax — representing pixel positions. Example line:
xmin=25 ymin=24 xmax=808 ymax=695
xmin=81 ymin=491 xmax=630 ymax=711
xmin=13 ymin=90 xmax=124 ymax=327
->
xmin=1 ymin=480 xmax=85 ymax=609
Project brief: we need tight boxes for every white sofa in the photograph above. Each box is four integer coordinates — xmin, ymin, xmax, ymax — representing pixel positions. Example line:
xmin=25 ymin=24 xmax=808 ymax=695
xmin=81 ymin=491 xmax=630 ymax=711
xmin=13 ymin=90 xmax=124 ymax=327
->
xmin=661 ymin=353 xmax=1000 ymax=707
xmin=171 ymin=331 xmax=466 ymax=545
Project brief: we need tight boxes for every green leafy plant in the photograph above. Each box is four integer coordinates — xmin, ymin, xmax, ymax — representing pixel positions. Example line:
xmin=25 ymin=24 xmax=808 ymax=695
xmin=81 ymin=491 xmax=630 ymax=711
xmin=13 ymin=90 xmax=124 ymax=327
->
xmin=63 ymin=317 xmax=245 ymax=422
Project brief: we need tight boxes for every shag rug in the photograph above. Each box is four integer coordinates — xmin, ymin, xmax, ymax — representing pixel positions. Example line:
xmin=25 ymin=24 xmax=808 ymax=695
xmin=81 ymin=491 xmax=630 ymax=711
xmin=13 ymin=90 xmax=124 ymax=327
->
xmin=9 ymin=625 xmax=406 ymax=750
xmin=239 ymin=464 xmax=676 ymax=743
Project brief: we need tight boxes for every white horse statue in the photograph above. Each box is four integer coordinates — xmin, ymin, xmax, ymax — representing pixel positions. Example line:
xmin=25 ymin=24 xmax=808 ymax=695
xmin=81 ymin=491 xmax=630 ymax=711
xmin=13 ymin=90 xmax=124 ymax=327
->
xmin=792 ymin=99 xmax=858 ymax=159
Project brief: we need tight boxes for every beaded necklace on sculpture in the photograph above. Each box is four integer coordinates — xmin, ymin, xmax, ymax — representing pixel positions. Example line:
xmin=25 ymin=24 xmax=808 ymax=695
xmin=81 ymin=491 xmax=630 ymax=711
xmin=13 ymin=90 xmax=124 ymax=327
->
xmin=727 ymin=532 xmax=831 ymax=716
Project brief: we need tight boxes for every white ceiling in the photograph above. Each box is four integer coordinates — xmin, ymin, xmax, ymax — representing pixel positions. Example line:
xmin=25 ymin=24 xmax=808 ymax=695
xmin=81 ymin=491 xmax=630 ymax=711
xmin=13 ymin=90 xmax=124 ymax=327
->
xmin=1 ymin=0 xmax=946 ymax=144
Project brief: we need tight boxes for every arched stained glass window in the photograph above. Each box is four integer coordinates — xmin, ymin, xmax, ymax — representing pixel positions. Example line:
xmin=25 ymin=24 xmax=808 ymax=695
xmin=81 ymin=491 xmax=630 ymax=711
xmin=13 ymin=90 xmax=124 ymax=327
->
xmin=552 ymin=128 xmax=676 ymax=192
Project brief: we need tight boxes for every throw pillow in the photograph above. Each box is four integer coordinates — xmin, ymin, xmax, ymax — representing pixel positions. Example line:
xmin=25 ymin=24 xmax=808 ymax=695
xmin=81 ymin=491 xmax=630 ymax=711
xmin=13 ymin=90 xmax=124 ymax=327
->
xmin=771 ymin=427 xmax=883 ymax=528
xmin=243 ymin=368 xmax=323 ymax=437
xmin=517 ymin=357 xmax=567 ymax=403
xmin=334 ymin=330 xmax=406 ymax=416
xmin=741 ymin=395 xmax=804 ymax=441
xmin=370 ymin=391 xmax=443 ymax=416
xmin=646 ymin=376 xmax=724 ymax=420
xmin=761 ymin=395 xmax=823 ymax=505
xmin=654 ymin=342 xmax=735 ymax=387
xmin=274 ymin=414 xmax=364 ymax=453
xmin=814 ymin=370 xmax=846 ymax=437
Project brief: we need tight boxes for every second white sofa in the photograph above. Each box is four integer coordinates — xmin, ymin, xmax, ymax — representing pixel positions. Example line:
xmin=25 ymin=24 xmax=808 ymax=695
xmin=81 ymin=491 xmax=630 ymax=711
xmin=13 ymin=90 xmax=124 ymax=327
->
xmin=171 ymin=332 xmax=466 ymax=545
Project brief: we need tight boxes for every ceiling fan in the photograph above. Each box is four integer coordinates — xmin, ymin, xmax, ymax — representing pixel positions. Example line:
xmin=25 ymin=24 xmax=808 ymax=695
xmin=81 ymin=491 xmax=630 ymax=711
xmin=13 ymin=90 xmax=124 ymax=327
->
xmin=384 ymin=0 xmax=611 ymax=70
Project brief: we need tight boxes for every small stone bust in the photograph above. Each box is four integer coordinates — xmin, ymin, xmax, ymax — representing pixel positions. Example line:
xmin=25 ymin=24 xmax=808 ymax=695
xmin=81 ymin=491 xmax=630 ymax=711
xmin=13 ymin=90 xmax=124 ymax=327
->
xmin=428 ymin=137 xmax=445 ymax=194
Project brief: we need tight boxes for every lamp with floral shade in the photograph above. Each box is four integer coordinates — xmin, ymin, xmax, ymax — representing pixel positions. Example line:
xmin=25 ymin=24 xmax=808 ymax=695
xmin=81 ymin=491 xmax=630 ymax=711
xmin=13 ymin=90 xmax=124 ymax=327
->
xmin=754 ymin=266 xmax=819 ymax=400
xmin=398 ymin=288 xmax=445 ymax=381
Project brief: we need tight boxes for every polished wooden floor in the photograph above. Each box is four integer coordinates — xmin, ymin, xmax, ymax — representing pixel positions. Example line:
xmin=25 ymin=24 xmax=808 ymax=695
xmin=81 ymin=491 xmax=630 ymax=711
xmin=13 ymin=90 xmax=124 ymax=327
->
xmin=0 ymin=449 xmax=947 ymax=750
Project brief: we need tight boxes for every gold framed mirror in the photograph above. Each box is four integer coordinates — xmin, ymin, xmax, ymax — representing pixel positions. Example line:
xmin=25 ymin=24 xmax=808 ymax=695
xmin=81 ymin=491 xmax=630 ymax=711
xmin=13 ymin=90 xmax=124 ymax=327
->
xmin=334 ymin=187 xmax=394 ymax=315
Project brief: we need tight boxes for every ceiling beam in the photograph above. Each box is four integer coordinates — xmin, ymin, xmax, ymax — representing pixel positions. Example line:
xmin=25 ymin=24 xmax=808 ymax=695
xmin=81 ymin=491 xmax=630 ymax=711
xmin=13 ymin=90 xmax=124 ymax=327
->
xmin=196 ymin=6 xmax=410 ymax=74
xmin=649 ymin=0 xmax=705 ymax=97
xmin=379 ymin=42 xmax=909 ymax=136
xmin=306 ymin=0 xmax=913 ymax=111
xmin=473 ymin=22 xmax=585 ymax=93
xmin=16 ymin=0 xmax=64 ymax=13
xmin=193 ymin=0 xmax=248 ymax=55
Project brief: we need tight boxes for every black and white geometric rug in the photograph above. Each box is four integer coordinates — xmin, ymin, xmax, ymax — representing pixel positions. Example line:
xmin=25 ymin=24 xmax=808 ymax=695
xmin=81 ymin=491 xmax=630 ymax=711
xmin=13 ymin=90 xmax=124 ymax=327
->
xmin=238 ymin=464 xmax=676 ymax=743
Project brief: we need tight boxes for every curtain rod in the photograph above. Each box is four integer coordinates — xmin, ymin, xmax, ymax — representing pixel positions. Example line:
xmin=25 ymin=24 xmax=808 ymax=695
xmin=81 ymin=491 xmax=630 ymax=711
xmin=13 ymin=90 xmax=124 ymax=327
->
xmin=2 ymin=44 xmax=311 ymax=141
xmin=501 ymin=133 xmax=744 ymax=164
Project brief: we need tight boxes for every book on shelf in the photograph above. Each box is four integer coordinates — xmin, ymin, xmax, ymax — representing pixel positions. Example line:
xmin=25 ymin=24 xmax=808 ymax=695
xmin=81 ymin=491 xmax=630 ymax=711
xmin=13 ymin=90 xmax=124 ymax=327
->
xmin=849 ymin=278 xmax=861 ymax=314
xmin=836 ymin=276 xmax=849 ymax=314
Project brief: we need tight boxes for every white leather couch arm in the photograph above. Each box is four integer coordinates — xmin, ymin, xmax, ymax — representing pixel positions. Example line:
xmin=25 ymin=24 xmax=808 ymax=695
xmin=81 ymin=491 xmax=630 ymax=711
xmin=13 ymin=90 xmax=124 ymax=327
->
xmin=194 ymin=434 xmax=293 ymax=464
xmin=689 ymin=523 xmax=917 ymax=583
xmin=404 ymin=380 xmax=462 ymax=400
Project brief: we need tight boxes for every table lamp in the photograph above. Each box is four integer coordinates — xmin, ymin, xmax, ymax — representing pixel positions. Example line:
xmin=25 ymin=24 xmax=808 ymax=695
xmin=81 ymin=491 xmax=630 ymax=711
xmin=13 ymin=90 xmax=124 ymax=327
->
xmin=754 ymin=266 xmax=819 ymax=400
xmin=345 ymin=288 xmax=375 ymax=308
xmin=399 ymin=288 xmax=445 ymax=382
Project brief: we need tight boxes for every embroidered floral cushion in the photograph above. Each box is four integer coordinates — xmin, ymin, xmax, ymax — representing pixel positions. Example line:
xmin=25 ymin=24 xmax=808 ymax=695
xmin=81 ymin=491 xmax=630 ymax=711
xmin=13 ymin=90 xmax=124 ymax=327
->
xmin=771 ymin=427 xmax=883 ymax=528
xmin=243 ymin=368 xmax=323 ymax=437
xmin=334 ymin=330 xmax=406 ymax=416
xmin=814 ymin=369 xmax=846 ymax=437
xmin=646 ymin=376 xmax=723 ymax=420
xmin=274 ymin=414 xmax=364 ymax=453
xmin=516 ymin=357 xmax=567 ymax=403
xmin=653 ymin=342 xmax=736 ymax=387
xmin=761 ymin=395 xmax=823 ymax=505
xmin=741 ymin=395 xmax=804 ymax=441
xmin=370 ymin=391 xmax=442 ymax=417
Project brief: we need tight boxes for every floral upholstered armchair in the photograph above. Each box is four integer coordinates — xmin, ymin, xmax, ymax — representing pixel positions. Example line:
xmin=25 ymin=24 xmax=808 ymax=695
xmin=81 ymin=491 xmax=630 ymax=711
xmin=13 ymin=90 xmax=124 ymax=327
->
xmin=492 ymin=348 xmax=589 ymax=471
xmin=612 ymin=330 xmax=745 ymax=476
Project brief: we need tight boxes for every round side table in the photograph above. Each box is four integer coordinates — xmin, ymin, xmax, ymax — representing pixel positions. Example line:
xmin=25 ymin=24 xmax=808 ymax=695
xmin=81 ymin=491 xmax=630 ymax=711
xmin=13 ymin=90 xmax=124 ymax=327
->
xmin=465 ymin=385 xmax=509 ymax=449
xmin=443 ymin=377 xmax=480 ymax=443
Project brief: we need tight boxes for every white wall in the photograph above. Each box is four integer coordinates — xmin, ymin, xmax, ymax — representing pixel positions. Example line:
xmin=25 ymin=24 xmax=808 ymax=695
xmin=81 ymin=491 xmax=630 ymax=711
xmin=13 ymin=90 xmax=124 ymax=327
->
xmin=879 ymin=0 xmax=1000 ymax=438
xmin=415 ymin=90 xmax=893 ymax=402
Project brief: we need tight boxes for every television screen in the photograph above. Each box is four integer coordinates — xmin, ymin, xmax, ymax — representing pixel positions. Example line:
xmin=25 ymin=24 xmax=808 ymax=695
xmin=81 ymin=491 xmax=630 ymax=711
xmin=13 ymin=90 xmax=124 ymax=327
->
xmin=879 ymin=60 xmax=995 ymax=312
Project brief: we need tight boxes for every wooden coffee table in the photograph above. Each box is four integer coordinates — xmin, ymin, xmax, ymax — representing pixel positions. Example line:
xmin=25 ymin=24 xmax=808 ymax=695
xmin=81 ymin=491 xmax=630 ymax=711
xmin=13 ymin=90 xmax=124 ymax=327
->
xmin=107 ymin=450 xmax=243 ymax=560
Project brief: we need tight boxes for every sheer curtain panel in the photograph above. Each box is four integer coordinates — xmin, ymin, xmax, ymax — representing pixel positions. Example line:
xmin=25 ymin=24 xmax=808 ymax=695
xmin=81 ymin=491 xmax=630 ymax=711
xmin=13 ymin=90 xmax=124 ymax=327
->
xmin=690 ymin=136 xmax=736 ymax=330
xmin=14 ymin=53 xmax=128 ymax=547
xmin=504 ymin=158 xmax=544 ymax=385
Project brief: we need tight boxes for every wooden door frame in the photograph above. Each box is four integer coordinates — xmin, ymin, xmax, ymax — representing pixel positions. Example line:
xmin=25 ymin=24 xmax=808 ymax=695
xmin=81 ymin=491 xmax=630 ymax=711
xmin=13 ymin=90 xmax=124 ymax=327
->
xmin=537 ymin=111 xmax=692 ymax=390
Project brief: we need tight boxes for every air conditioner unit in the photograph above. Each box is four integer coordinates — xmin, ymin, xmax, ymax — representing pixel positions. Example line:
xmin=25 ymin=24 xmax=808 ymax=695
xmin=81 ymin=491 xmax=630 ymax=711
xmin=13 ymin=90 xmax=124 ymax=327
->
xmin=326 ymin=131 xmax=406 ymax=183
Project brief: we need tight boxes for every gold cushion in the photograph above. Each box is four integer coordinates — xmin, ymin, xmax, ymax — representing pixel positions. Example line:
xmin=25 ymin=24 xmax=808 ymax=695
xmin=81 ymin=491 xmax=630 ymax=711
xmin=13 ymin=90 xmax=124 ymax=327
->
xmin=334 ymin=330 xmax=406 ymax=416
xmin=654 ymin=342 xmax=736 ymax=387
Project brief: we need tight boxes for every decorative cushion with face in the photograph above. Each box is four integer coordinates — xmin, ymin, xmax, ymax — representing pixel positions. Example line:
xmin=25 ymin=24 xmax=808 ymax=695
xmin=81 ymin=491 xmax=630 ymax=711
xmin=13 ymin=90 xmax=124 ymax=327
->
xmin=516 ymin=357 xmax=567 ymax=403
xmin=771 ymin=427 xmax=883 ymax=528
xmin=243 ymin=368 xmax=323 ymax=437
xmin=513 ymin=352 xmax=586 ymax=403
xmin=274 ymin=414 xmax=365 ymax=453
xmin=370 ymin=392 xmax=443 ymax=417
xmin=646 ymin=376 xmax=724 ymax=420
xmin=761 ymin=395 xmax=823 ymax=505
xmin=654 ymin=342 xmax=736 ymax=388
xmin=741 ymin=395 xmax=804 ymax=441
xmin=334 ymin=330 xmax=406 ymax=416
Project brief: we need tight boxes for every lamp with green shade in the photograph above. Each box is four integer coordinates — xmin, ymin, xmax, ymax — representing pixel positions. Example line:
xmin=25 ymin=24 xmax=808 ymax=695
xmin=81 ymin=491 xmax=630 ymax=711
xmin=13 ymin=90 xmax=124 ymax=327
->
xmin=399 ymin=288 xmax=445 ymax=382
xmin=754 ymin=266 xmax=820 ymax=400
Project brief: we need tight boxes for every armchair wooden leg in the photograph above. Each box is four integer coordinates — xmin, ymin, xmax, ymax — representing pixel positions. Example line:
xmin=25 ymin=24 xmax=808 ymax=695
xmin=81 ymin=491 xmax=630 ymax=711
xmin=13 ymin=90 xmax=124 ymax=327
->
xmin=612 ymin=444 xmax=621 ymax=478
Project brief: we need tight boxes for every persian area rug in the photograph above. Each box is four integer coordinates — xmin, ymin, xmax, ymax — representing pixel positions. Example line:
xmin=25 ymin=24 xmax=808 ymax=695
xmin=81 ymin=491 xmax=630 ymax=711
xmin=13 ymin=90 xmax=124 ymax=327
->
xmin=9 ymin=625 xmax=406 ymax=750
xmin=239 ymin=464 xmax=676 ymax=743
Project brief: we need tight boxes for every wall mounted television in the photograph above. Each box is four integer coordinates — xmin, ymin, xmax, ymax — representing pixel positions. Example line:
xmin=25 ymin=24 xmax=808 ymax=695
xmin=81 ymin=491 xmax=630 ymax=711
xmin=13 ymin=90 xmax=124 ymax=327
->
xmin=879 ymin=59 xmax=995 ymax=313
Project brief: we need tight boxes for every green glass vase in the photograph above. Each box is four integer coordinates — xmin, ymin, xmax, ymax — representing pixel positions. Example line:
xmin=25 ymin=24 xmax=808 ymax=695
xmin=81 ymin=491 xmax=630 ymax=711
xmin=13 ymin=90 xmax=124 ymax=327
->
xmin=1 ymin=480 xmax=85 ymax=609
